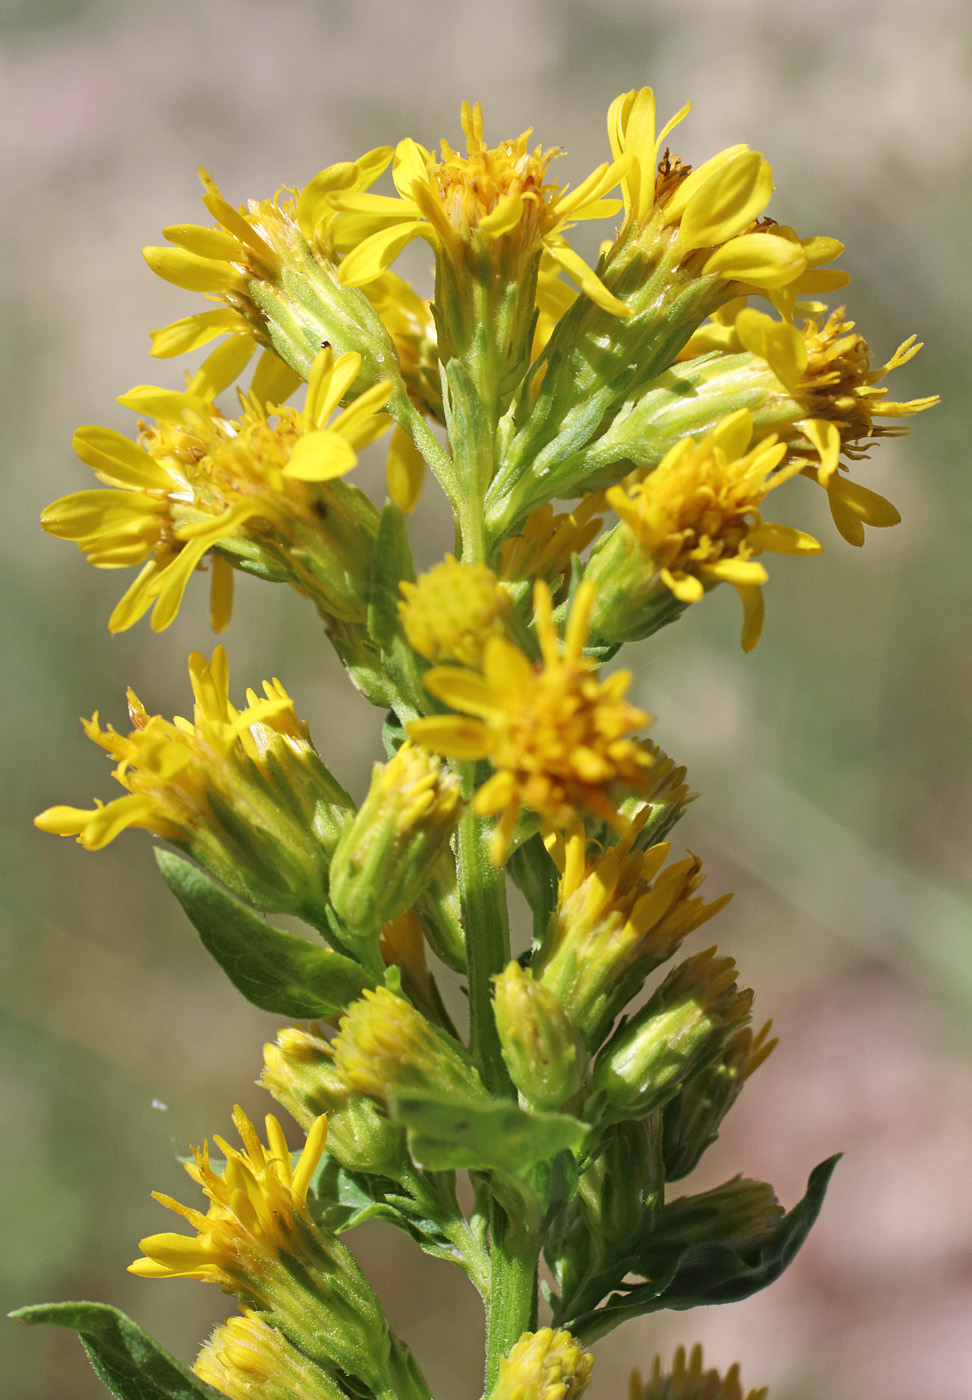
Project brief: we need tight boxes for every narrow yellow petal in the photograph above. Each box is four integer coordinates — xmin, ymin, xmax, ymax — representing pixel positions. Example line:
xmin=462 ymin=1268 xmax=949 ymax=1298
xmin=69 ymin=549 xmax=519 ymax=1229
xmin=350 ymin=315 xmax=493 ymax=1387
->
xmin=424 ymin=667 xmax=499 ymax=718
xmin=545 ymin=240 xmax=631 ymax=317
xmin=386 ymin=425 xmax=426 ymax=514
xmin=282 ymin=430 xmax=357 ymax=482
xmin=748 ymin=522 xmax=821 ymax=556
xmin=703 ymin=558 xmax=769 ymax=586
xmin=209 ymin=555 xmax=234 ymax=633
xmin=703 ymin=233 xmax=808 ymax=289
xmin=734 ymin=308 xmax=807 ymax=393
xmin=677 ymin=151 xmax=774 ymax=252
xmin=72 ymin=426 xmax=172 ymax=491
xmin=142 ymin=246 xmax=239 ymax=293
xmin=249 ymin=350 xmax=302 ymax=408
xmin=306 ymin=350 xmax=362 ymax=428
xmin=188 ymin=335 xmax=256 ymax=400
xmin=337 ymin=221 xmax=429 ymax=287
xmin=150 ymin=309 xmax=247 ymax=358
xmin=162 ymin=224 xmax=242 ymax=261
xmin=407 ymin=715 xmax=493 ymax=759
xmin=736 ymin=582 xmax=765 ymax=652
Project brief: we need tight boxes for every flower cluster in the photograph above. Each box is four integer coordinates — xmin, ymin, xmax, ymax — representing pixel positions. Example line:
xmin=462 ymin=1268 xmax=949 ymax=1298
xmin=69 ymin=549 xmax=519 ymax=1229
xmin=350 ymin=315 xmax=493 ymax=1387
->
xmin=30 ymin=85 xmax=936 ymax=1400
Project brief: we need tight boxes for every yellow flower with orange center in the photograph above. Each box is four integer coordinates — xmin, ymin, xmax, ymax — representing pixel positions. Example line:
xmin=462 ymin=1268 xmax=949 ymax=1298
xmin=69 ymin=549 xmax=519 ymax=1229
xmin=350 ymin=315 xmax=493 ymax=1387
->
xmin=333 ymin=101 xmax=629 ymax=316
xmin=605 ymin=410 xmax=821 ymax=651
xmin=731 ymin=305 xmax=939 ymax=544
xmin=409 ymin=580 xmax=655 ymax=860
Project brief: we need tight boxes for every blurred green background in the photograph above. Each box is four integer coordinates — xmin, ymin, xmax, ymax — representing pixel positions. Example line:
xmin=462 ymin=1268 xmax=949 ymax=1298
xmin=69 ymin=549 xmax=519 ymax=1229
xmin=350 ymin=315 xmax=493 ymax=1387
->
xmin=3 ymin=2 xmax=970 ymax=1397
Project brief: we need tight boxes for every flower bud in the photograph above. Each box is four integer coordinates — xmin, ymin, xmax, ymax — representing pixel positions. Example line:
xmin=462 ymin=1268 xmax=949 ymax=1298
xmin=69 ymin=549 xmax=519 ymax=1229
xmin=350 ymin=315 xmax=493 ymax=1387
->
xmin=332 ymin=986 xmax=487 ymax=1110
xmin=195 ymin=1312 xmax=346 ymax=1400
xmin=662 ymin=1020 xmax=776 ymax=1180
xmin=399 ymin=555 xmax=511 ymax=667
xmin=261 ymin=1026 xmax=408 ymax=1177
xmin=588 ymin=949 xmax=752 ymax=1124
xmin=640 ymin=1176 xmax=784 ymax=1270
xmin=489 ymin=1328 xmax=593 ymax=1400
xmin=633 ymin=1345 xmax=766 ymax=1400
xmin=492 ymin=963 xmax=588 ymax=1110
xmin=329 ymin=742 xmax=462 ymax=936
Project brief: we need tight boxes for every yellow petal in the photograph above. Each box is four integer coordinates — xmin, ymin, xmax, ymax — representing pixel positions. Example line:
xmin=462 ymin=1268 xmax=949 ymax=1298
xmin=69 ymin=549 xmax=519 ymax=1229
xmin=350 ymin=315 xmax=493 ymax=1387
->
xmin=748 ymin=522 xmax=821 ymax=556
xmin=424 ymin=667 xmax=499 ymax=719
xmin=282 ymin=430 xmax=357 ymax=482
xmin=332 ymin=383 xmax=395 ymax=448
xmin=407 ymin=715 xmax=492 ymax=759
xmin=147 ymin=540 xmax=211 ymax=632
xmin=801 ymin=418 xmax=842 ymax=484
xmin=249 ymin=350 xmax=303 ymax=408
xmin=306 ymin=349 xmax=362 ymax=428
xmin=544 ymin=239 xmax=631 ymax=317
xmin=116 ymin=385 xmax=207 ymax=422
xmin=707 ymin=408 xmax=754 ymax=461
xmin=661 ymin=568 xmax=704 ymax=603
xmin=703 ymin=233 xmax=808 ymax=289
xmin=72 ymin=426 xmax=172 ymax=491
xmin=827 ymin=476 xmax=900 ymax=545
xmin=703 ymin=558 xmax=769 ymax=586
xmin=108 ymin=559 xmax=164 ymax=633
xmin=188 ymin=334 xmax=256 ymax=400
xmin=337 ymin=221 xmax=429 ymax=287
xmin=734 ymin=308 xmax=807 ymax=393
xmin=677 ymin=151 xmax=774 ymax=252
xmin=209 ymin=555 xmax=234 ymax=633
xmin=386 ymin=425 xmax=426 ymax=514
xmin=479 ymin=191 xmax=524 ymax=236
xmin=142 ymin=246 xmax=239 ymax=292
xmin=150 ymin=309 xmax=248 ymax=358
xmin=736 ymin=582 xmax=765 ymax=652
xmin=162 ymin=223 xmax=242 ymax=260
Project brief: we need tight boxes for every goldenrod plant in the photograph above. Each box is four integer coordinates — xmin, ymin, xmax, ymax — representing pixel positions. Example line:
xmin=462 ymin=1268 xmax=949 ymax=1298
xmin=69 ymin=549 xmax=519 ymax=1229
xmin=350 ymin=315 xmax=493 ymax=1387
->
xmin=16 ymin=89 xmax=937 ymax=1400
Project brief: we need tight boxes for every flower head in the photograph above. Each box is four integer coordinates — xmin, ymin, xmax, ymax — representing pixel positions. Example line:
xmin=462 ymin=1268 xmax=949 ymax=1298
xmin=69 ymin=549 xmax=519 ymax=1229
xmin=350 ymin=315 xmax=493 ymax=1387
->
xmin=409 ymin=581 xmax=655 ymax=861
xmin=604 ymin=409 xmax=821 ymax=650
xmin=130 ymin=1107 xmax=328 ymax=1294
xmin=35 ymin=647 xmax=351 ymax=919
xmin=632 ymin=1345 xmax=766 ymax=1400
xmin=195 ymin=1312 xmax=345 ymax=1400
xmin=400 ymin=555 xmax=511 ymax=666
xmin=733 ymin=305 xmax=939 ymax=543
xmin=334 ymin=101 xmax=629 ymax=316
xmin=535 ymin=813 xmax=731 ymax=1047
xmin=607 ymin=87 xmax=845 ymax=300
xmin=490 ymin=1329 xmax=593 ymax=1400
xmin=41 ymin=347 xmax=392 ymax=631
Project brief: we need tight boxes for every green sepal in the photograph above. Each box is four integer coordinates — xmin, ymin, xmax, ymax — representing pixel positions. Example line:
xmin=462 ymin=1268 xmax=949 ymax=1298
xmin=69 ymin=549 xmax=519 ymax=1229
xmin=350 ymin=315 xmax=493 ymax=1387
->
xmin=390 ymin=1091 xmax=587 ymax=1175
xmin=556 ymin=1154 xmax=840 ymax=1344
xmin=368 ymin=500 xmax=415 ymax=649
xmin=156 ymin=849 xmax=375 ymax=1017
xmin=367 ymin=500 xmax=427 ymax=716
xmin=9 ymin=1302 xmax=223 ymax=1400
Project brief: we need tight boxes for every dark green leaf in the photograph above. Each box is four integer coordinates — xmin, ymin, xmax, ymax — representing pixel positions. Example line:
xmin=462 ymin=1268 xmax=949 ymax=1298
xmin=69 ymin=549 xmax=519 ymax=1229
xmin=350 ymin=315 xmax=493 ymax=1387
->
xmin=156 ymin=849 xmax=374 ymax=1017
xmin=9 ymin=1302 xmax=223 ymax=1400
xmin=561 ymin=1154 xmax=840 ymax=1344
xmin=391 ymin=1092 xmax=588 ymax=1174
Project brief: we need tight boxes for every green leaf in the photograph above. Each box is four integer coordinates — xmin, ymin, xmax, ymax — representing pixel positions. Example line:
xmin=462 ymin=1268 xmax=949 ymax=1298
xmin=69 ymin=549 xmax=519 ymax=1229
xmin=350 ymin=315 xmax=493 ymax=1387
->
xmin=391 ymin=1092 xmax=588 ymax=1174
xmin=560 ymin=1154 xmax=840 ymax=1344
xmin=156 ymin=849 xmax=375 ymax=1017
xmin=9 ymin=1302 xmax=223 ymax=1400
xmin=368 ymin=499 xmax=414 ymax=650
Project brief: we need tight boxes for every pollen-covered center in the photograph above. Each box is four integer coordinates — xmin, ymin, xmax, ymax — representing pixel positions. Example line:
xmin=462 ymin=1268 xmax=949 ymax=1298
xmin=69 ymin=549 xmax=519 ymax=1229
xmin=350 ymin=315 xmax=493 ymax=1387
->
xmin=428 ymin=102 xmax=563 ymax=238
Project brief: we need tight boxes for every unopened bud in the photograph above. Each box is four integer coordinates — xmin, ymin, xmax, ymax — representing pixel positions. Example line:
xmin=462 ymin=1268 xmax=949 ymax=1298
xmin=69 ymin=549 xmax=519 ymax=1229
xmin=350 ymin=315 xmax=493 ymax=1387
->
xmin=492 ymin=962 xmax=587 ymax=1110
xmin=588 ymin=949 xmax=752 ymax=1123
xmin=329 ymin=742 xmax=462 ymax=936
xmin=489 ymin=1328 xmax=593 ymax=1400
xmin=261 ymin=1027 xmax=407 ymax=1177
xmin=332 ymin=986 xmax=486 ymax=1110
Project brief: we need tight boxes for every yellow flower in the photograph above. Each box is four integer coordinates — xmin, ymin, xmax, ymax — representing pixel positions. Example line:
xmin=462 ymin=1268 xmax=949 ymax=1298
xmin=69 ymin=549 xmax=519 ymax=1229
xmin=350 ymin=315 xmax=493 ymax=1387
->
xmin=333 ymin=100 xmax=630 ymax=316
xmin=145 ymin=154 xmax=392 ymax=375
xmin=733 ymin=305 xmax=939 ymax=543
xmin=607 ymin=87 xmax=845 ymax=300
xmin=41 ymin=347 xmax=393 ymax=631
xmin=497 ymin=496 xmax=606 ymax=594
xmin=632 ymin=1345 xmax=766 ymax=1400
xmin=129 ymin=1106 xmax=328 ymax=1293
xmin=535 ymin=813 xmax=731 ymax=1046
xmin=399 ymin=555 xmax=511 ymax=666
xmin=34 ymin=647 xmax=351 ymax=917
xmin=605 ymin=409 xmax=821 ymax=650
xmin=490 ymin=1329 xmax=593 ymax=1400
xmin=408 ymin=580 xmax=655 ymax=860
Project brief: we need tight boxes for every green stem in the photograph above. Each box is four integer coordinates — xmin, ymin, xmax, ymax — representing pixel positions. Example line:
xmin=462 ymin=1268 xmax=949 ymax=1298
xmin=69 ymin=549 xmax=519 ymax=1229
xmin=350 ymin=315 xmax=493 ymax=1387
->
xmin=485 ymin=1204 xmax=540 ymax=1391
